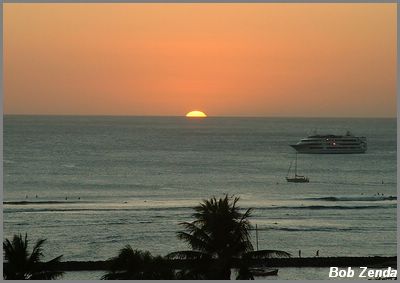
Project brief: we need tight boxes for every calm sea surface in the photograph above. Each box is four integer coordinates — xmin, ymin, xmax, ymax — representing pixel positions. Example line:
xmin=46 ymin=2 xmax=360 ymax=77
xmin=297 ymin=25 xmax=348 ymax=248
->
xmin=4 ymin=116 xmax=397 ymax=269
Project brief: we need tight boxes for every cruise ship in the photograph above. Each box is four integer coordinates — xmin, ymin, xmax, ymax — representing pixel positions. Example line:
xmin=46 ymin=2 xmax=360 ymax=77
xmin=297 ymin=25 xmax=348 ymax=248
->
xmin=290 ymin=131 xmax=367 ymax=154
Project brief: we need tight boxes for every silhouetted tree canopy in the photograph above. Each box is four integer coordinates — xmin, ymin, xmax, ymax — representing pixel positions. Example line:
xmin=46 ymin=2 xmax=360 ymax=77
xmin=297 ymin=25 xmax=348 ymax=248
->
xmin=101 ymin=245 xmax=175 ymax=280
xmin=167 ymin=194 xmax=291 ymax=279
xmin=3 ymin=234 xmax=64 ymax=280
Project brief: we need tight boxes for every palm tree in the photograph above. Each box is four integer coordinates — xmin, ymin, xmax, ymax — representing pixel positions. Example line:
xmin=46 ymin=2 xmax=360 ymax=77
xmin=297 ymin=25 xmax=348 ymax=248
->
xmin=101 ymin=245 xmax=175 ymax=280
xmin=167 ymin=194 xmax=290 ymax=280
xmin=3 ymin=233 xmax=64 ymax=280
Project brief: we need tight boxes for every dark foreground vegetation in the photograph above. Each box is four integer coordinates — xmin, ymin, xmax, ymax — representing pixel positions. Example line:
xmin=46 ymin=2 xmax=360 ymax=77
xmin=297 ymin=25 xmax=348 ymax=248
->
xmin=3 ymin=194 xmax=397 ymax=280
xmin=44 ymin=256 xmax=397 ymax=270
xmin=3 ymin=234 xmax=64 ymax=280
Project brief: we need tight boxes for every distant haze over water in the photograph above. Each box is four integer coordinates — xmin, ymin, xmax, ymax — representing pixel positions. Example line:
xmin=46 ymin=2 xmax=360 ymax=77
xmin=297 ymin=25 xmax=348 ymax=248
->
xmin=4 ymin=116 xmax=396 ymax=261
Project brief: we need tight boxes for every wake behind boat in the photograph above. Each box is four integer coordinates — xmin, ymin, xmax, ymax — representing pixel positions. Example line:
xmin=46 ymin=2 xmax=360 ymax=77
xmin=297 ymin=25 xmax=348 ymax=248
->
xmin=290 ymin=131 xmax=367 ymax=154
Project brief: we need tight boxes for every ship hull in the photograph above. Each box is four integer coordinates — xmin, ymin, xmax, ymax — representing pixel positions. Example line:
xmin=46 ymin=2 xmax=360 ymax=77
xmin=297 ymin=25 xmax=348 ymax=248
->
xmin=290 ymin=144 xmax=367 ymax=154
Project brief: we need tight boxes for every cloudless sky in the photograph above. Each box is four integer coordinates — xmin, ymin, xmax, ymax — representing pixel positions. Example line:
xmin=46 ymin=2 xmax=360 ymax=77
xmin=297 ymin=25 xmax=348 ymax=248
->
xmin=4 ymin=4 xmax=397 ymax=117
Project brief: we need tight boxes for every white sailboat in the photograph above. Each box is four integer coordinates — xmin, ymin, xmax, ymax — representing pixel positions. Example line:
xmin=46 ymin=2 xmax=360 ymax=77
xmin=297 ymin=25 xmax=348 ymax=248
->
xmin=286 ymin=153 xmax=309 ymax=183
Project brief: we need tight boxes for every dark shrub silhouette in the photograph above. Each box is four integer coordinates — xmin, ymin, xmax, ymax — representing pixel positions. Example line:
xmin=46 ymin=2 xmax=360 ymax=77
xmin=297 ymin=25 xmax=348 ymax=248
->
xmin=101 ymin=245 xmax=175 ymax=280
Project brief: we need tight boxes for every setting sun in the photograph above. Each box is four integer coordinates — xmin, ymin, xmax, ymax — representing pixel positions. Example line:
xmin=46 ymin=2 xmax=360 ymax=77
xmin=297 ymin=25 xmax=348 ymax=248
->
xmin=186 ymin=110 xmax=207 ymax=118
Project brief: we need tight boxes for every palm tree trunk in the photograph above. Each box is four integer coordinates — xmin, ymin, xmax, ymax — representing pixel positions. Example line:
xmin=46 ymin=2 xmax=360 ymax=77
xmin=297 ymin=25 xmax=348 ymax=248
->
xmin=222 ymin=268 xmax=231 ymax=280
xmin=217 ymin=258 xmax=232 ymax=280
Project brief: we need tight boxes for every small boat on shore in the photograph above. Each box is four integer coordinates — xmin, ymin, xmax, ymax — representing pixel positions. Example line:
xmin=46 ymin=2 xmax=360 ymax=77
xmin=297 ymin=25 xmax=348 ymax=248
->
xmin=250 ymin=268 xmax=279 ymax=276
xmin=286 ymin=153 xmax=309 ymax=183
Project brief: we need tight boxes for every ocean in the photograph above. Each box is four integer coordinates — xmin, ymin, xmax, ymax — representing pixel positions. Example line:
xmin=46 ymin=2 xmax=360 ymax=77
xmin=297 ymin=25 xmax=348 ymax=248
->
xmin=3 ymin=116 xmax=397 ymax=270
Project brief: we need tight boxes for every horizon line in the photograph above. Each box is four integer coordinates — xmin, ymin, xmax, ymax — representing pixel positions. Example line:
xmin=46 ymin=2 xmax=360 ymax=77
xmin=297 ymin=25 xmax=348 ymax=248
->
xmin=3 ymin=114 xmax=397 ymax=119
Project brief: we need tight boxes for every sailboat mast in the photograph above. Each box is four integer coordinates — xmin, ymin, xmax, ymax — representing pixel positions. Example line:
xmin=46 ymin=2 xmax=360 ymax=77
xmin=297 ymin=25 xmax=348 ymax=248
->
xmin=287 ymin=160 xmax=293 ymax=177
xmin=255 ymin=224 xmax=259 ymax=251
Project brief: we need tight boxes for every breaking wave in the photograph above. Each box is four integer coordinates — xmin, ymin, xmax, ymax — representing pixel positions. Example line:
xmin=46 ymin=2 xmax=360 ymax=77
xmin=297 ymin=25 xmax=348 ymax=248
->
xmin=257 ymin=204 xmax=395 ymax=210
xmin=304 ymin=196 xmax=397 ymax=202
xmin=4 ymin=201 xmax=88 ymax=205
xmin=259 ymin=226 xmax=355 ymax=232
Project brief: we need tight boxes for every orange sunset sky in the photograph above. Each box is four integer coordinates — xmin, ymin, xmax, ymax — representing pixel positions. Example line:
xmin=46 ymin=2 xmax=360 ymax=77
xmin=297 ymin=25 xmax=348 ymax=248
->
xmin=4 ymin=4 xmax=397 ymax=117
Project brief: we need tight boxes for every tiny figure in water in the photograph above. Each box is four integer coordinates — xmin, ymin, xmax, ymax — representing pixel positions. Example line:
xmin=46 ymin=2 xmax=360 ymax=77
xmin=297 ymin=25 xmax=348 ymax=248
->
xmin=316 ymin=250 xmax=319 ymax=257
xmin=25 ymin=195 xmax=28 ymax=199
xmin=78 ymin=197 xmax=80 ymax=200
xmin=382 ymin=180 xmax=384 ymax=184
xmin=65 ymin=197 xmax=68 ymax=200
xmin=298 ymin=250 xmax=301 ymax=258
xmin=35 ymin=195 xmax=38 ymax=198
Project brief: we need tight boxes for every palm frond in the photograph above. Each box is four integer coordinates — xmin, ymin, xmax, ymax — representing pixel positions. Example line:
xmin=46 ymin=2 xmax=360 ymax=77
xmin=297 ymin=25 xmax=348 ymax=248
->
xmin=28 ymin=238 xmax=46 ymax=265
xmin=45 ymin=254 xmax=63 ymax=265
xmin=177 ymin=231 xmax=212 ymax=253
xmin=3 ymin=238 xmax=15 ymax=261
